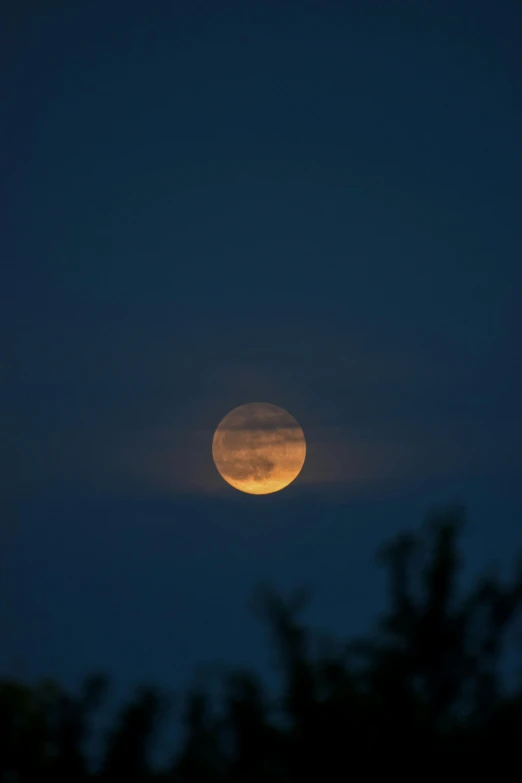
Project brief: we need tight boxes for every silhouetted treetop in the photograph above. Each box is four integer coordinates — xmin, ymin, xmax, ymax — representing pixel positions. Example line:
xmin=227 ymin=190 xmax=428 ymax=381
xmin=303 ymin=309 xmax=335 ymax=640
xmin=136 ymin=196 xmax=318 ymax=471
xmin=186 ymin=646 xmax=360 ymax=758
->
xmin=2 ymin=507 xmax=521 ymax=781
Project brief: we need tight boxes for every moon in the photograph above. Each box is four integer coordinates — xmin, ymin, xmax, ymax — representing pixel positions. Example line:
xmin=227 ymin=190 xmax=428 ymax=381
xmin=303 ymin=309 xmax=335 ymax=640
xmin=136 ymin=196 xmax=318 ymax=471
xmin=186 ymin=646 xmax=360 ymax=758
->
xmin=212 ymin=402 xmax=306 ymax=495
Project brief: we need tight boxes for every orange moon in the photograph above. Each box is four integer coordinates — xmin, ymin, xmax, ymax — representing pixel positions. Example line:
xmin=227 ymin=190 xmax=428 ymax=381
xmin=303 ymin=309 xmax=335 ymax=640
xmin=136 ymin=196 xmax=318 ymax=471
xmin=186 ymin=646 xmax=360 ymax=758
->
xmin=212 ymin=403 xmax=306 ymax=495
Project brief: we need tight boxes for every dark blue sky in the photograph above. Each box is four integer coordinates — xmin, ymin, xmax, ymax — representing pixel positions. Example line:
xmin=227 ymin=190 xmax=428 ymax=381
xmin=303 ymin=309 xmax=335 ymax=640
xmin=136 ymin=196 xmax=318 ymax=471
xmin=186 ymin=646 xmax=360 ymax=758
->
xmin=4 ymin=0 xmax=522 ymax=703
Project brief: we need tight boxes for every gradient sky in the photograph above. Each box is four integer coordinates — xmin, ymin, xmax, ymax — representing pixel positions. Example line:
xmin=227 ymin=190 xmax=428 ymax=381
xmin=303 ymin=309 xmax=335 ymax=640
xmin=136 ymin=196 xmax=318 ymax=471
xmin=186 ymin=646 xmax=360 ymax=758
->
xmin=4 ymin=0 xmax=522 ymax=710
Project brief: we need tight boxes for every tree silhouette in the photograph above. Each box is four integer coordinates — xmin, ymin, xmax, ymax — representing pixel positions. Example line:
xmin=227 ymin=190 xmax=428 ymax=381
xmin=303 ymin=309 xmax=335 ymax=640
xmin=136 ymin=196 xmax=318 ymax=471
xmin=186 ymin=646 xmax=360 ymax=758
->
xmin=100 ymin=686 xmax=165 ymax=782
xmin=0 ymin=675 xmax=106 ymax=781
xmin=2 ymin=507 xmax=521 ymax=780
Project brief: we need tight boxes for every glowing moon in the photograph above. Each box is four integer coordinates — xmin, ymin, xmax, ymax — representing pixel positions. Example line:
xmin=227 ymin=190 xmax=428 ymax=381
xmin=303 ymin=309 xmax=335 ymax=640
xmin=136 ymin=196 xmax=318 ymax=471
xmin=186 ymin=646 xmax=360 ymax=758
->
xmin=212 ymin=402 xmax=306 ymax=495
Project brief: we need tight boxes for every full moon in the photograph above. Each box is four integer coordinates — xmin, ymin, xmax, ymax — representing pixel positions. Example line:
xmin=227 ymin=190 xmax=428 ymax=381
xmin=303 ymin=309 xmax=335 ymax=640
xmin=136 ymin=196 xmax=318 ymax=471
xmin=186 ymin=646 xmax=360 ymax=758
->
xmin=212 ymin=402 xmax=306 ymax=495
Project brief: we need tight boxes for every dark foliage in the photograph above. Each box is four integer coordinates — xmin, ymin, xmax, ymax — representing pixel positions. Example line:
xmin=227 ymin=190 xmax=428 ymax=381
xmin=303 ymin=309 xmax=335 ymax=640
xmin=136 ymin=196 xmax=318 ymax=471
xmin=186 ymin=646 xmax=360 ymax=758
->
xmin=2 ymin=508 xmax=521 ymax=781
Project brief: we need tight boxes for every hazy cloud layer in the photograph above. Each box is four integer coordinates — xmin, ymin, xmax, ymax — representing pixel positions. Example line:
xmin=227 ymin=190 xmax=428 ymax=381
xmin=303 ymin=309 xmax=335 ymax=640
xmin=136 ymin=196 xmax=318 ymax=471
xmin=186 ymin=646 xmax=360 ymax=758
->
xmin=217 ymin=403 xmax=303 ymax=432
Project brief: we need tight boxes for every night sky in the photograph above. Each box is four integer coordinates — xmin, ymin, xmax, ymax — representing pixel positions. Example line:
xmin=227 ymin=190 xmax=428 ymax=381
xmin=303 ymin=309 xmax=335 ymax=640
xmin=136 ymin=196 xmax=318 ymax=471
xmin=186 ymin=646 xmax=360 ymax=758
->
xmin=4 ymin=0 xmax=522 ymax=706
